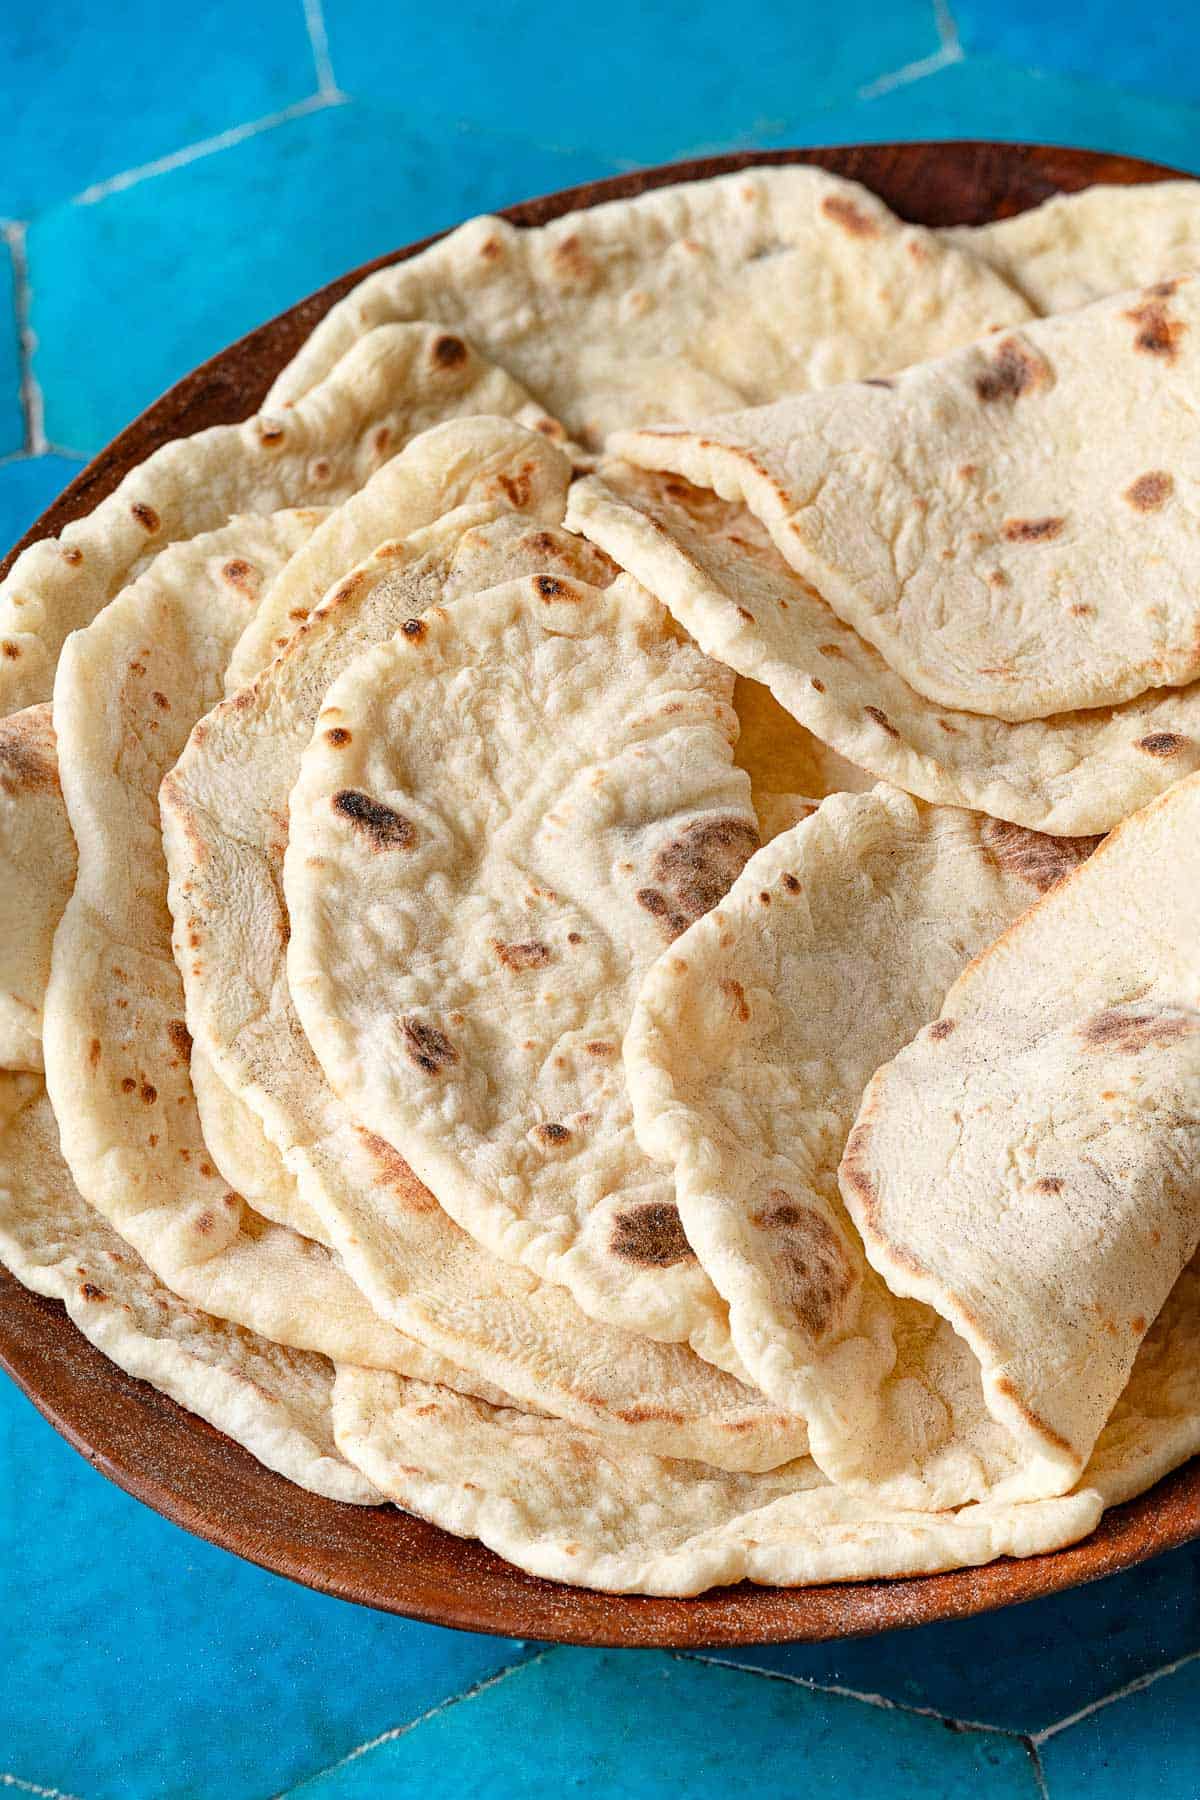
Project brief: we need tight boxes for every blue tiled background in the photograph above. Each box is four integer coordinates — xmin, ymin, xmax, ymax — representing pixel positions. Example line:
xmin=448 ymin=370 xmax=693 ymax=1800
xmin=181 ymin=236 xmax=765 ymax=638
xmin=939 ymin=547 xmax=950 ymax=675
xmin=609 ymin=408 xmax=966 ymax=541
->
xmin=2 ymin=4 xmax=1199 ymax=1796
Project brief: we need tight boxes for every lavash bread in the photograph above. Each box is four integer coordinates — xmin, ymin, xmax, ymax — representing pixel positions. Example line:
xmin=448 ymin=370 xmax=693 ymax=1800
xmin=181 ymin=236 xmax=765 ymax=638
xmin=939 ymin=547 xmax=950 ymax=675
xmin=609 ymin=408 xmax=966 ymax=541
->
xmin=625 ymin=785 xmax=1103 ymax=1509
xmin=161 ymin=432 xmax=808 ymax=1472
xmin=331 ymin=1367 xmax=1101 ymax=1596
xmin=282 ymin=572 xmax=758 ymax=1363
xmin=0 ymin=1073 xmax=381 ymax=1504
xmin=841 ymin=771 xmax=1200 ymax=1490
xmin=608 ymin=275 xmax=1200 ymax=722
xmin=265 ymin=168 xmax=1032 ymax=446
xmin=0 ymin=324 xmax=555 ymax=714
xmin=944 ymin=180 xmax=1200 ymax=313
xmin=40 ymin=506 xmax=483 ymax=1389
xmin=567 ymin=462 xmax=1200 ymax=835
xmin=224 ymin=411 xmax=578 ymax=693
xmin=333 ymin=1245 xmax=1200 ymax=1594
xmin=0 ymin=706 xmax=77 ymax=1071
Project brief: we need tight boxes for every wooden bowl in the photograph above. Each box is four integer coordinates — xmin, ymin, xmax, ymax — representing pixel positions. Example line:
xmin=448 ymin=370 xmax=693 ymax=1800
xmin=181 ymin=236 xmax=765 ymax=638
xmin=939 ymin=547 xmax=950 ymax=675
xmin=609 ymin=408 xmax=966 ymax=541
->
xmin=3 ymin=140 xmax=1197 ymax=1647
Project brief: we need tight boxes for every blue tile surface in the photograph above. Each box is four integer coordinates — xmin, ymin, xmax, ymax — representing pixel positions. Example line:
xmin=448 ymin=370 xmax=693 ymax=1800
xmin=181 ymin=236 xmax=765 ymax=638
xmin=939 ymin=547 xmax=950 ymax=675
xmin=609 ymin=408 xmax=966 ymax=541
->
xmin=325 ymin=0 xmax=939 ymax=166
xmin=1040 ymin=1654 xmax=1200 ymax=1798
xmin=3 ymin=3 xmax=1200 ymax=1797
xmin=0 ymin=1384 xmax=538 ymax=1800
xmin=28 ymin=102 xmax=619 ymax=454
xmin=805 ymin=56 xmax=1200 ymax=176
xmin=696 ymin=1539 xmax=1200 ymax=1734
xmin=290 ymin=1649 xmax=1042 ymax=1798
xmin=0 ymin=0 xmax=317 ymax=217
xmin=0 ymin=452 xmax=85 ymax=553
xmin=0 ymin=237 xmax=23 ymax=456
xmin=955 ymin=1 xmax=1200 ymax=109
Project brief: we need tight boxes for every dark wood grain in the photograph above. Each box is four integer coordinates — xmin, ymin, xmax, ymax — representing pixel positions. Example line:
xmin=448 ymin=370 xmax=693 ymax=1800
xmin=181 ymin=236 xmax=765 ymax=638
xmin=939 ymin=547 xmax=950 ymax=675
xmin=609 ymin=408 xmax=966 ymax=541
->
xmin=2 ymin=140 xmax=1195 ymax=1646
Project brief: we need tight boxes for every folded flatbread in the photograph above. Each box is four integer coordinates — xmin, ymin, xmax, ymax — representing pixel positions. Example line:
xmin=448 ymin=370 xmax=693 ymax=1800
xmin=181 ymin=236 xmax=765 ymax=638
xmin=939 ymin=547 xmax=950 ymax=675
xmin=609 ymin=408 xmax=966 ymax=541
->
xmin=265 ymin=167 xmax=1031 ymax=447
xmin=162 ymin=435 xmax=808 ymax=1471
xmin=0 ymin=323 xmax=553 ymax=713
xmin=283 ymin=571 xmax=757 ymax=1364
xmin=626 ymin=786 xmax=1078 ymax=1505
xmin=41 ymin=505 xmax=479 ymax=1388
xmin=0 ymin=706 xmax=76 ymax=1071
xmin=607 ymin=275 xmax=1200 ymax=722
xmin=0 ymin=1072 xmax=379 ymax=1504
xmin=331 ymin=1246 xmax=1200 ymax=1592
xmin=567 ymin=463 xmax=1200 ymax=835
xmin=944 ymin=180 xmax=1200 ymax=314
xmin=842 ymin=773 xmax=1200 ymax=1497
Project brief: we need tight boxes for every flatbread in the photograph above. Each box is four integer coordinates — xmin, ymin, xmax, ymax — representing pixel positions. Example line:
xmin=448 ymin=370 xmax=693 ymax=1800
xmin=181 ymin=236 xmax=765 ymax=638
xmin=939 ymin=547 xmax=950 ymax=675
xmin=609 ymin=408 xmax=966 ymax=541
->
xmin=266 ymin=167 xmax=1031 ymax=447
xmin=1081 ymin=1254 xmax=1200 ymax=1511
xmin=0 ymin=706 xmax=76 ymax=1071
xmin=162 ymin=488 xmax=807 ymax=1470
xmin=626 ymin=785 xmax=1111 ymax=1510
xmin=0 ymin=514 xmax=341 ymax=1243
xmin=332 ymin=1239 xmax=1200 ymax=1592
xmin=944 ymin=181 xmax=1200 ymax=314
xmin=0 ymin=1073 xmax=379 ymax=1504
xmin=732 ymin=674 xmax=871 ymax=841
xmin=567 ymin=463 xmax=1200 ymax=835
xmin=189 ymin=1040 xmax=330 ymax=1244
xmin=0 ymin=707 xmax=329 ymax=1241
xmin=0 ymin=322 xmax=553 ymax=713
xmin=841 ymin=773 xmax=1200 ymax=1496
xmin=0 ymin=436 xmax=567 ymax=1246
xmin=332 ymin=1366 xmax=1100 ymax=1597
xmin=284 ymin=571 xmax=758 ymax=1363
xmin=733 ymin=677 xmax=870 ymax=808
xmin=224 ymin=412 xmax=578 ymax=693
xmin=41 ymin=507 xmax=473 ymax=1389
xmin=608 ymin=274 xmax=1200 ymax=722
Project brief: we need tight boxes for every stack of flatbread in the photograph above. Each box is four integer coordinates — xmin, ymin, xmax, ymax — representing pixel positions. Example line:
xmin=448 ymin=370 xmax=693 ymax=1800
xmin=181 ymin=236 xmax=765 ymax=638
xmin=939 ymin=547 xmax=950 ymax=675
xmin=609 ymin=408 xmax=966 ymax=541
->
xmin=4 ymin=165 xmax=1200 ymax=1598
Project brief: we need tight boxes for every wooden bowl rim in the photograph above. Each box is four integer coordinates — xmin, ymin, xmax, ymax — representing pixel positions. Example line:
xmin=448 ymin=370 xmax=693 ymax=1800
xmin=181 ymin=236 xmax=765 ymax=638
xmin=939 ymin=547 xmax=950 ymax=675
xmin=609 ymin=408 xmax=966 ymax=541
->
xmin=3 ymin=138 xmax=1196 ymax=1647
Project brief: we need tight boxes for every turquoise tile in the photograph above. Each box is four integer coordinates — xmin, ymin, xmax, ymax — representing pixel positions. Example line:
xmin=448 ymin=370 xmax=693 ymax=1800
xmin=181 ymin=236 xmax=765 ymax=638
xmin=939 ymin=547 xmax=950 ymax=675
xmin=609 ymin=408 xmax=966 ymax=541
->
xmin=1040 ymin=1654 xmax=1200 ymax=1798
xmin=288 ymin=1646 xmax=1041 ymax=1799
xmin=695 ymin=1539 xmax=1200 ymax=1734
xmin=0 ymin=236 xmax=22 ymax=455
xmin=0 ymin=1381 xmax=538 ymax=1800
xmin=28 ymin=100 xmax=619 ymax=457
xmin=0 ymin=453 xmax=84 ymax=554
xmin=325 ymin=0 xmax=940 ymax=166
xmin=796 ymin=58 xmax=1200 ymax=178
xmin=0 ymin=0 xmax=316 ymax=217
xmin=955 ymin=2 xmax=1200 ymax=111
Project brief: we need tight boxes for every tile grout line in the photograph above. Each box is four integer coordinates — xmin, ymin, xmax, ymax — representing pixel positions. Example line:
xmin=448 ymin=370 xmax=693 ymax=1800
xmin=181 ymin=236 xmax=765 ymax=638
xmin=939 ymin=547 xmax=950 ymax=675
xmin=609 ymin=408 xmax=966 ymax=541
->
xmin=935 ymin=0 xmax=963 ymax=55
xmin=857 ymin=0 xmax=964 ymax=100
xmin=302 ymin=0 xmax=342 ymax=100
xmin=71 ymin=91 xmax=346 ymax=208
xmin=1032 ymin=1644 xmax=1200 ymax=1745
xmin=857 ymin=40 xmax=963 ymax=101
xmin=677 ymin=1650 xmax=1021 ymax=1741
xmin=1 ymin=221 xmax=47 ymax=456
xmin=0 ymin=1775 xmax=83 ymax=1800
xmin=268 ymin=1647 xmax=553 ymax=1797
xmin=0 ymin=442 xmax=86 ymax=469
xmin=1023 ymin=1738 xmax=1051 ymax=1800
